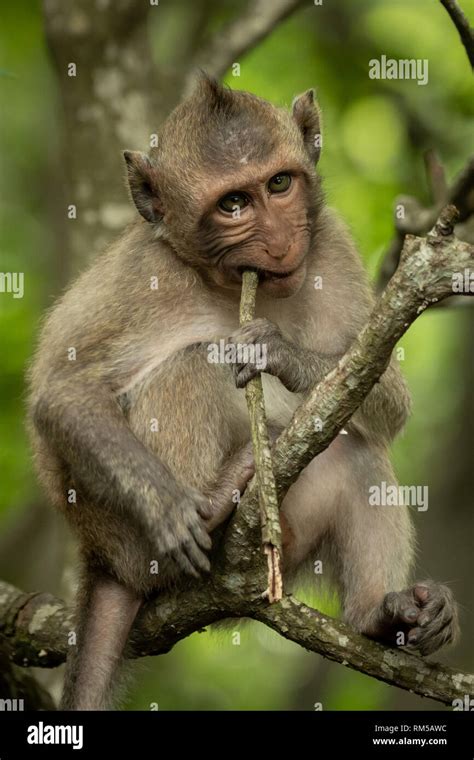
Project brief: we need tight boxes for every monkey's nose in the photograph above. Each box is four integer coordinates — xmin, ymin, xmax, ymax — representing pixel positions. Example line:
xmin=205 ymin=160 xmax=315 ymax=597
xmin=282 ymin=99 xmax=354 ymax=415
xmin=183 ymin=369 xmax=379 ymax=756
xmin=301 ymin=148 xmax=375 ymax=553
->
xmin=266 ymin=245 xmax=287 ymax=260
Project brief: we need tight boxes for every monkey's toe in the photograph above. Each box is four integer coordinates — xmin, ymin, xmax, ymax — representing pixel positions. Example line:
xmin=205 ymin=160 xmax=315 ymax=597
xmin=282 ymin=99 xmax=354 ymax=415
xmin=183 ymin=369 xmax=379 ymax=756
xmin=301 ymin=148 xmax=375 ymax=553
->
xmin=382 ymin=580 xmax=459 ymax=655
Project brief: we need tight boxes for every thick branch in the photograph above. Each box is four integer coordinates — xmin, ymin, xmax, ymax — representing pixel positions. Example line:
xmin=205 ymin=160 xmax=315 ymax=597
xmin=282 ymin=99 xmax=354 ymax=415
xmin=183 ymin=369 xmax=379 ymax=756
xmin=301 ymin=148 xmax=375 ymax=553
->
xmin=0 ymin=582 xmax=73 ymax=668
xmin=2 ymin=579 xmax=473 ymax=707
xmin=0 ymin=646 xmax=55 ymax=709
xmin=255 ymin=597 xmax=474 ymax=706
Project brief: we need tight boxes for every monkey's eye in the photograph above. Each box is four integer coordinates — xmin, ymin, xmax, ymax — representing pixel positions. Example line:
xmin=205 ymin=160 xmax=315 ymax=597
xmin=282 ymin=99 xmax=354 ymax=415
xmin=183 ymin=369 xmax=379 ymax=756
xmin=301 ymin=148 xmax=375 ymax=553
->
xmin=218 ymin=193 xmax=249 ymax=213
xmin=268 ymin=173 xmax=291 ymax=193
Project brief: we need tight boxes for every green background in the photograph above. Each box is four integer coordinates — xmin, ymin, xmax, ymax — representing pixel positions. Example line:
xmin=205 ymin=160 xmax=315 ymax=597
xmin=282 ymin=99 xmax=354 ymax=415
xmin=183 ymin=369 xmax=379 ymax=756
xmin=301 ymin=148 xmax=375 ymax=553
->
xmin=0 ymin=0 xmax=472 ymax=710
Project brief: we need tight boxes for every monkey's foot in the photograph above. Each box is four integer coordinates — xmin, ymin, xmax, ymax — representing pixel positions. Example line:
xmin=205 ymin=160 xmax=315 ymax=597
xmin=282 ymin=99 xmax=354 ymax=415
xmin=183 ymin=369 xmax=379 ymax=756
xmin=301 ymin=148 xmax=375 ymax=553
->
xmin=374 ymin=581 xmax=459 ymax=655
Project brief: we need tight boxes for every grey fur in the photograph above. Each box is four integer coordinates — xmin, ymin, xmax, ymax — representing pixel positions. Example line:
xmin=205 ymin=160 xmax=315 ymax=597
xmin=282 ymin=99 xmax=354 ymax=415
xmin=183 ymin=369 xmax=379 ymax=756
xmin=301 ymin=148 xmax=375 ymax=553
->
xmin=28 ymin=77 xmax=458 ymax=710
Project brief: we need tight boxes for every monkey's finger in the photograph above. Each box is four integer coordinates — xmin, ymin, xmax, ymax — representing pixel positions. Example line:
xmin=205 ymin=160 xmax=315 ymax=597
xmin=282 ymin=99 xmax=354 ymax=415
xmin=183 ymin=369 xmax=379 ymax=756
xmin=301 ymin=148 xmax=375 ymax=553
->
xmin=169 ymin=547 xmax=200 ymax=578
xmin=383 ymin=590 xmax=419 ymax=622
xmin=414 ymin=581 xmax=455 ymax=616
xmin=235 ymin=365 xmax=261 ymax=388
xmin=408 ymin=615 xmax=456 ymax=655
xmin=190 ymin=520 xmax=212 ymax=551
xmin=227 ymin=329 xmax=253 ymax=345
xmin=229 ymin=318 xmax=272 ymax=344
xmin=183 ymin=535 xmax=211 ymax=574
xmin=411 ymin=615 xmax=453 ymax=652
xmin=416 ymin=596 xmax=457 ymax=644
xmin=196 ymin=498 xmax=214 ymax=521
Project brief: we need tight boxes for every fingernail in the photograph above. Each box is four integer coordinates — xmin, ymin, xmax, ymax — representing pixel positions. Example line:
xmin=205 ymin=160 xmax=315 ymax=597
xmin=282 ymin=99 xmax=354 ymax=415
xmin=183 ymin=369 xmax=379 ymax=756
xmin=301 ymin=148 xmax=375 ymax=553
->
xmin=415 ymin=585 xmax=429 ymax=603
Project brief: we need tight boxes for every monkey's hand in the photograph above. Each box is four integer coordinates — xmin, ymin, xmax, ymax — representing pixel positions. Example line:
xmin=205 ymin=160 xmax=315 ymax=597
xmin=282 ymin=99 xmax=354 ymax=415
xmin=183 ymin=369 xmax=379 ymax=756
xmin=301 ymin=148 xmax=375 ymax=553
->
xmin=153 ymin=486 xmax=213 ymax=578
xmin=227 ymin=318 xmax=300 ymax=391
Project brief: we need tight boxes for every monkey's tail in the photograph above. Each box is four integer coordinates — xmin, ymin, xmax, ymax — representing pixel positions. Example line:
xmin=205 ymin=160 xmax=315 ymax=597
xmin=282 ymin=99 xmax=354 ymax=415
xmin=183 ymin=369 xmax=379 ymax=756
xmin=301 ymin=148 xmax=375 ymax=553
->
xmin=60 ymin=569 xmax=142 ymax=711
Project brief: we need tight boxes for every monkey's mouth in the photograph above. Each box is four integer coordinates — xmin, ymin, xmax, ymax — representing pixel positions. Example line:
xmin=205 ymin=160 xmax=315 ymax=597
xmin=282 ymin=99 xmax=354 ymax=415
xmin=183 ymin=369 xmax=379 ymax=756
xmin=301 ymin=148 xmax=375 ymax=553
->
xmin=235 ymin=266 xmax=297 ymax=283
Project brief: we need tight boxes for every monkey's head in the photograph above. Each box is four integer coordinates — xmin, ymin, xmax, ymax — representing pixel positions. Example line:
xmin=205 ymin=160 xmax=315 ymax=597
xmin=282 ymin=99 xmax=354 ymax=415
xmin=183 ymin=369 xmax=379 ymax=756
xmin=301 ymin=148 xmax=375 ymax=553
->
xmin=124 ymin=75 xmax=323 ymax=298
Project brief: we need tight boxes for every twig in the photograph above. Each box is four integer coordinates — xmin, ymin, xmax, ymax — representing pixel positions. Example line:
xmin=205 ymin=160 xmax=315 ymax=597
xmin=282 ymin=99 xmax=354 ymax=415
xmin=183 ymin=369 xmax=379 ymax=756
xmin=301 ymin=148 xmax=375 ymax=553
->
xmin=378 ymin=158 xmax=474 ymax=289
xmin=424 ymin=149 xmax=448 ymax=203
xmin=440 ymin=0 xmax=474 ymax=68
xmin=239 ymin=271 xmax=282 ymax=602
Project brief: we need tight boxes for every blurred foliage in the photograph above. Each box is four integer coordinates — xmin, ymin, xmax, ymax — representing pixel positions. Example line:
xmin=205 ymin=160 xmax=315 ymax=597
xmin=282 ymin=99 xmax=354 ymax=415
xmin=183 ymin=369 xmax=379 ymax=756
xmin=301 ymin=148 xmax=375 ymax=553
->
xmin=0 ymin=0 xmax=472 ymax=710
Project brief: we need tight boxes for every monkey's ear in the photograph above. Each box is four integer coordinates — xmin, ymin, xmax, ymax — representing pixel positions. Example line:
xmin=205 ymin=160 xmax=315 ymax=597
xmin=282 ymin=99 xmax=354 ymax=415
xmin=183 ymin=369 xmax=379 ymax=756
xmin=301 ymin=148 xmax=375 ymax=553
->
xmin=292 ymin=89 xmax=322 ymax=164
xmin=123 ymin=150 xmax=163 ymax=223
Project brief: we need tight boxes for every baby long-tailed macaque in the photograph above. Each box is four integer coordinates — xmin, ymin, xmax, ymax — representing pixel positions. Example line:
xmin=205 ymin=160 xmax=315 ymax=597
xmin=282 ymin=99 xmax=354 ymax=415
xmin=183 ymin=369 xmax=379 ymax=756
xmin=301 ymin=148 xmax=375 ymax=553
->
xmin=28 ymin=75 xmax=458 ymax=710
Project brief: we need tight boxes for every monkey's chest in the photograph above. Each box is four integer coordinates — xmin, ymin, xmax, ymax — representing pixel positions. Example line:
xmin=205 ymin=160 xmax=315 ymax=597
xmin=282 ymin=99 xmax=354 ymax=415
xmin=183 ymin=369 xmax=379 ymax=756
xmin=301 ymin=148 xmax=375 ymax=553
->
xmin=123 ymin=346 xmax=300 ymax=488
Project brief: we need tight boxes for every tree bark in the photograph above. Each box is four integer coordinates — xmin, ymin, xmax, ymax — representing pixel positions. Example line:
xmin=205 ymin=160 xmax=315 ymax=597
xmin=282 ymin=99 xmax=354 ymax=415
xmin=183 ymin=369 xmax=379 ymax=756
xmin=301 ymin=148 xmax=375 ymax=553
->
xmin=43 ymin=0 xmax=161 ymax=272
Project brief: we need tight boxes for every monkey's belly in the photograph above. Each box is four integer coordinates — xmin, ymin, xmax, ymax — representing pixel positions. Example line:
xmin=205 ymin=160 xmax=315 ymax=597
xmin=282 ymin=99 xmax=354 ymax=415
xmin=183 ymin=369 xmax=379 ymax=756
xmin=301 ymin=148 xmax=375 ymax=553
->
xmin=125 ymin=346 xmax=301 ymax=491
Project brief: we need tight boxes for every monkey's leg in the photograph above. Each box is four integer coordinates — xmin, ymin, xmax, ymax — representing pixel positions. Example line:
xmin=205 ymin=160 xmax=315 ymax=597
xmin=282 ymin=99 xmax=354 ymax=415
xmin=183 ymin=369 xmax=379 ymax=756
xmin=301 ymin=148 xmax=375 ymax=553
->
xmin=60 ymin=442 xmax=254 ymax=712
xmin=279 ymin=434 xmax=458 ymax=655
xmin=205 ymin=441 xmax=255 ymax=531
xmin=328 ymin=438 xmax=459 ymax=655
xmin=205 ymin=425 xmax=292 ymax=532
xmin=61 ymin=567 xmax=141 ymax=711
xmin=278 ymin=434 xmax=350 ymax=573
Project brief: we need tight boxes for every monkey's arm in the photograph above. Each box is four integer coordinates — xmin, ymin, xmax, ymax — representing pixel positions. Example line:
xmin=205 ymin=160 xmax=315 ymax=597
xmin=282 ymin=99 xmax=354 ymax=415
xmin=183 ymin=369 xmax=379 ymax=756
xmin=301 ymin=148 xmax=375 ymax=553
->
xmin=266 ymin=341 xmax=411 ymax=442
xmin=228 ymin=318 xmax=411 ymax=442
xmin=31 ymin=376 xmax=212 ymax=576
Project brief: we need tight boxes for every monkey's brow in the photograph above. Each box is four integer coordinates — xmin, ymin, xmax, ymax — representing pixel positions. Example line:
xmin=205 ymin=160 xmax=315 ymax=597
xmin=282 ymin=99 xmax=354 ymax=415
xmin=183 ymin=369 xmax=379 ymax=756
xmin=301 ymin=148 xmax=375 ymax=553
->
xmin=209 ymin=163 xmax=305 ymax=199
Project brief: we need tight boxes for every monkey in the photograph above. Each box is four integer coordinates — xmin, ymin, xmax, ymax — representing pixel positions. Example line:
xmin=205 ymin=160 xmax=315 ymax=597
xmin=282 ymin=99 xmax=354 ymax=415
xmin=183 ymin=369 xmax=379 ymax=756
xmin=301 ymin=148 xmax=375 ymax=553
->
xmin=28 ymin=75 xmax=459 ymax=710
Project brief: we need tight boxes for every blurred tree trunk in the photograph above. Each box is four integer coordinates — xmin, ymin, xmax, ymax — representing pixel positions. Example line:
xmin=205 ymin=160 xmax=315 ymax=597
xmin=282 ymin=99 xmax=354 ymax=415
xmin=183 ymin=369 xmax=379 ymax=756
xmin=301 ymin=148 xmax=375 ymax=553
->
xmin=42 ymin=0 xmax=163 ymax=274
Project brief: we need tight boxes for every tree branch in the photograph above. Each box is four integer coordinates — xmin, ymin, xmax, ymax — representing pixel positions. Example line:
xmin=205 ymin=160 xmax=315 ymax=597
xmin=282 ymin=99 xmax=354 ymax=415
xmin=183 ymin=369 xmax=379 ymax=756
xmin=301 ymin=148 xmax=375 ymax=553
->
xmin=2 ymin=576 xmax=473 ymax=707
xmin=255 ymin=597 xmax=474 ymax=706
xmin=378 ymin=157 xmax=474 ymax=290
xmin=440 ymin=0 xmax=474 ymax=68
xmin=184 ymin=0 xmax=306 ymax=92
xmin=2 ymin=207 xmax=473 ymax=707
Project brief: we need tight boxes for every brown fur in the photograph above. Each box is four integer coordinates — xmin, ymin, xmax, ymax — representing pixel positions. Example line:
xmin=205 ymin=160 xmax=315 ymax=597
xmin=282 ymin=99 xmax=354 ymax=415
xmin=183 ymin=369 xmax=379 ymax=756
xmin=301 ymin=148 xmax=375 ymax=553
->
xmin=28 ymin=75 xmax=456 ymax=710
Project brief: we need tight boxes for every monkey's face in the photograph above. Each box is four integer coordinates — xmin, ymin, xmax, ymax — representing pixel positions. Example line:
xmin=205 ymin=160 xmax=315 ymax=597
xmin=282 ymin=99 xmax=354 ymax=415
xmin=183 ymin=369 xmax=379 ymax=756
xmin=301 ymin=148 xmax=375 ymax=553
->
xmin=124 ymin=76 xmax=323 ymax=299
xmin=196 ymin=165 xmax=313 ymax=298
